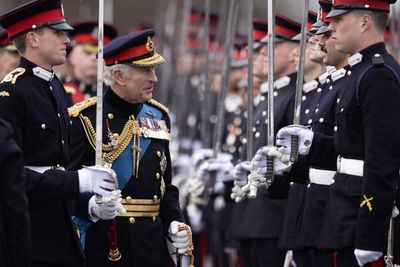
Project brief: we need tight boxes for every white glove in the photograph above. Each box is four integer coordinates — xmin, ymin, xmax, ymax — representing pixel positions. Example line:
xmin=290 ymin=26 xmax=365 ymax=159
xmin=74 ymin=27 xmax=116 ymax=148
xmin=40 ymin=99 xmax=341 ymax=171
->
xmin=231 ymin=161 xmax=251 ymax=202
xmin=186 ymin=203 xmax=204 ymax=233
xmin=196 ymin=155 xmax=234 ymax=184
xmin=88 ymin=190 xmax=125 ymax=222
xmin=191 ymin=148 xmax=214 ymax=167
xmin=187 ymin=177 xmax=206 ymax=197
xmin=276 ymin=125 xmax=314 ymax=155
xmin=168 ymin=221 xmax=190 ymax=254
xmin=354 ymin=249 xmax=382 ymax=266
xmin=78 ymin=165 xmax=117 ymax=196
xmin=252 ymin=146 xmax=292 ymax=175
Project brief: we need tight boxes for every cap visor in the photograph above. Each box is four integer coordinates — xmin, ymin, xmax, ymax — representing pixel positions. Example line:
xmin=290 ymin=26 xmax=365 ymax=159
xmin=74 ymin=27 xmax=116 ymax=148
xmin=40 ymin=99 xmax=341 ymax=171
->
xmin=326 ymin=9 xmax=350 ymax=19
xmin=315 ymin=26 xmax=329 ymax=35
xmin=50 ymin=22 xmax=74 ymax=31
xmin=131 ymin=52 xmax=165 ymax=67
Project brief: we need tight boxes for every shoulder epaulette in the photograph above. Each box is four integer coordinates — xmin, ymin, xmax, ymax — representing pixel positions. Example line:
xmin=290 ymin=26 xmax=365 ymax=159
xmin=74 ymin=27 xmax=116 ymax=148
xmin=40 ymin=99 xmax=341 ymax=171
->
xmin=147 ymin=99 xmax=169 ymax=114
xmin=68 ymin=97 xmax=97 ymax=117
xmin=1 ymin=67 xmax=26 ymax=84
xmin=372 ymin=53 xmax=385 ymax=66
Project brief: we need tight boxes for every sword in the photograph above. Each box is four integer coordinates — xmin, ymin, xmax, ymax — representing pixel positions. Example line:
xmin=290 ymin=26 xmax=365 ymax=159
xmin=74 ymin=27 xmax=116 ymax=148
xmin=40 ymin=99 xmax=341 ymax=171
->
xmin=95 ymin=0 xmax=121 ymax=261
xmin=264 ymin=0 xmax=276 ymax=189
xmin=210 ymin=0 xmax=238 ymax=192
xmin=384 ymin=205 xmax=399 ymax=267
xmin=249 ymin=0 xmax=276 ymax=198
xmin=246 ymin=0 xmax=255 ymax=161
xmin=290 ymin=0 xmax=309 ymax=163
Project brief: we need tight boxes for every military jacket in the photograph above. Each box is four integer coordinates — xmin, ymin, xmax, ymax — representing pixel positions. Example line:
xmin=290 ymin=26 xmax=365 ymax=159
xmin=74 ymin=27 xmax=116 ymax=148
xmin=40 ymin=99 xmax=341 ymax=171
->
xmin=64 ymin=79 xmax=96 ymax=107
xmin=313 ymin=43 xmax=400 ymax=251
xmin=0 ymin=57 xmax=83 ymax=264
xmin=68 ymin=87 xmax=183 ymax=267
xmin=0 ymin=119 xmax=30 ymax=267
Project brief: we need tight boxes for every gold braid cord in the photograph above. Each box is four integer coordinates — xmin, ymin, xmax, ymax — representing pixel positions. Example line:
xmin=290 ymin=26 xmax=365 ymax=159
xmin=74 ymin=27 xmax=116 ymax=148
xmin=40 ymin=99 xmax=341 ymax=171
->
xmin=178 ymin=223 xmax=195 ymax=267
xmin=79 ymin=114 xmax=140 ymax=164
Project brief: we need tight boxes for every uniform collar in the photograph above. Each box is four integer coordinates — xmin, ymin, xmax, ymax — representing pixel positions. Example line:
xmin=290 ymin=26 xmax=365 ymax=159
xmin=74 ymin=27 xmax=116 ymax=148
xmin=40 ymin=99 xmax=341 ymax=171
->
xmin=318 ymin=71 xmax=330 ymax=85
xmin=274 ymin=75 xmax=291 ymax=90
xmin=19 ymin=57 xmax=55 ymax=82
xmin=349 ymin=42 xmax=387 ymax=68
xmin=326 ymin=65 xmax=337 ymax=74
xmin=348 ymin=53 xmax=363 ymax=67
xmin=104 ymin=87 xmax=143 ymax=116
xmin=331 ymin=68 xmax=347 ymax=82
xmin=303 ymin=79 xmax=319 ymax=93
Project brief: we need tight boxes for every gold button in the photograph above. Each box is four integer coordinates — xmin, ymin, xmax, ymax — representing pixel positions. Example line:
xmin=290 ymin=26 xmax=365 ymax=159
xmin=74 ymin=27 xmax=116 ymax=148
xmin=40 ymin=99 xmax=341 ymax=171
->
xmin=156 ymin=151 xmax=161 ymax=157
xmin=155 ymin=172 xmax=160 ymax=179
xmin=153 ymin=195 xmax=158 ymax=201
xmin=108 ymin=113 xmax=114 ymax=119
xmin=41 ymin=123 xmax=46 ymax=129
xmin=129 ymin=217 xmax=135 ymax=224
xmin=126 ymin=196 xmax=132 ymax=202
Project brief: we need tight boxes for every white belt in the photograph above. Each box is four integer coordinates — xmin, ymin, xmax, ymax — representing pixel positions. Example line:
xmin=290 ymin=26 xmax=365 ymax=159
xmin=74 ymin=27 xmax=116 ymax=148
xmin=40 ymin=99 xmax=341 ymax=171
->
xmin=336 ymin=156 xmax=364 ymax=177
xmin=309 ymin=168 xmax=336 ymax=185
xmin=25 ymin=165 xmax=65 ymax=174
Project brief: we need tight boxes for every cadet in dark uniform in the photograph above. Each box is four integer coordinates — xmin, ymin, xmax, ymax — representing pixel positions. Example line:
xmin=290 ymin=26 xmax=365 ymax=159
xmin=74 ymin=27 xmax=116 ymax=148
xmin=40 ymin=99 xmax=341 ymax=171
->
xmin=276 ymin=1 xmax=400 ymax=266
xmin=68 ymin=29 xmax=192 ymax=267
xmin=233 ymin=15 xmax=301 ymax=267
xmin=64 ymin=21 xmax=118 ymax=106
xmin=0 ymin=1 xmax=117 ymax=266
xmin=0 ymin=119 xmax=30 ymax=267
xmin=0 ymin=30 xmax=20 ymax=80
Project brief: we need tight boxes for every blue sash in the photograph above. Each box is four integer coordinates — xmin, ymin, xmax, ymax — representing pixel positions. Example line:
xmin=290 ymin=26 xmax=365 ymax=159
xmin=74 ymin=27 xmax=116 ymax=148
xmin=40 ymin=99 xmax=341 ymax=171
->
xmin=72 ymin=103 xmax=163 ymax=249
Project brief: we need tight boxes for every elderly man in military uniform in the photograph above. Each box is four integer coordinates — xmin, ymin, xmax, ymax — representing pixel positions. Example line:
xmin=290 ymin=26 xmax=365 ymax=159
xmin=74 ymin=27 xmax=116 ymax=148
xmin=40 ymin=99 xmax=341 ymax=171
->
xmin=0 ymin=119 xmax=30 ymax=267
xmin=0 ymin=30 xmax=20 ymax=80
xmin=68 ymin=29 xmax=192 ymax=267
xmin=274 ymin=0 xmax=400 ymax=266
xmin=0 ymin=1 xmax=118 ymax=267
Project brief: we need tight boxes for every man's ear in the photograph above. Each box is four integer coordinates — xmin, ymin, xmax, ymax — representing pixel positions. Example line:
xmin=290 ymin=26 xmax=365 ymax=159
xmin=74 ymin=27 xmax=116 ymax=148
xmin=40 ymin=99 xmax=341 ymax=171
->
xmin=113 ymin=69 xmax=125 ymax=86
xmin=26 ymin=31 xmax=39 ymax=48
xmin=360 ymin=13 xmax=372 ymax=33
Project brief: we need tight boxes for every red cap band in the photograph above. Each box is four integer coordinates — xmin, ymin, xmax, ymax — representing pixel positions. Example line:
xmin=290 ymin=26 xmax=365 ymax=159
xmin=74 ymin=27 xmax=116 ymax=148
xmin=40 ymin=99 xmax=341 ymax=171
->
xmin=73 ymin=33 xmax=111 ymax=45
xmin=104 ymin=44 xmax=149 ymax=65
xmin=333 ymin=0 xmax=390 ymax=11
xmin=276 ymin=24 xmax=298 ymax=38
xmin=7 ymin=8 xmax=64 ymax=39
xmin=253 ymin=29 xmax=267 ymax=41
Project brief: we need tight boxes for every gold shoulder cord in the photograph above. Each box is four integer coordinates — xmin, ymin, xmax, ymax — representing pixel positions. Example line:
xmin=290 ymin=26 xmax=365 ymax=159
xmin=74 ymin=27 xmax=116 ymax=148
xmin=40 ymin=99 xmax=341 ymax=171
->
xmin=79 ymin=114 xmax=140 ymax=165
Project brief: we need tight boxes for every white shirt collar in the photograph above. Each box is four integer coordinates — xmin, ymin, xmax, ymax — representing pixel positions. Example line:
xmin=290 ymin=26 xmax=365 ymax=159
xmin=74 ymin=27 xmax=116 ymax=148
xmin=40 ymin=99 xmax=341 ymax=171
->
xmin=32 ymin=66 xmax=54 ymax=81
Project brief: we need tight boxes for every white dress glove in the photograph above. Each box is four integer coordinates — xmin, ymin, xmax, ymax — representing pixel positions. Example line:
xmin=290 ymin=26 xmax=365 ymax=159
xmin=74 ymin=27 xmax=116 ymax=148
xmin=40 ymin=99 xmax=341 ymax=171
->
xmin=187 ymin=177 xmax=206 ymax=197
xmin=168 ymin=221 xmax=190 ymax=254
xmin=252 ymin=146 xmax=292 ymax=175
xmin=78 ymin=165 xmax=117 ymax=196
xmin=231 ymin=161 xmax=251 ymax=202
xmin=186 ymin=203 xmax=204 ymax=233
xmin=354 ymin=249 xmax=382 ymax=266
xmin=276 ymin=125 xmax=314 ymax=155
xmin=88 ymin=190 xmax=126 ymax=222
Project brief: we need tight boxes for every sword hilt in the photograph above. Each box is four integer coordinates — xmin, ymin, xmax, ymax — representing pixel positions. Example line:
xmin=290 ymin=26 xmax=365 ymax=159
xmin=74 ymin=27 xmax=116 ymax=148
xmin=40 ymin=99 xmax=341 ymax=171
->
xmin=265 ymin=155 xmax=274 ymax=189
xmin=290 ymin=135 xmax=299 ymax=162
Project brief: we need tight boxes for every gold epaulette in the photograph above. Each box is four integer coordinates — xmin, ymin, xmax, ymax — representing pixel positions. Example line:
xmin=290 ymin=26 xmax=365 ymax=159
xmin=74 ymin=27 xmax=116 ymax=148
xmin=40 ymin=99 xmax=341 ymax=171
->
xmin=147 ymin=99 xmax=169 ymax=114
xmin=68 ymin=97 xmax=97 ymax=117
xmin=1 ymin=67 xmax=26 ymax=84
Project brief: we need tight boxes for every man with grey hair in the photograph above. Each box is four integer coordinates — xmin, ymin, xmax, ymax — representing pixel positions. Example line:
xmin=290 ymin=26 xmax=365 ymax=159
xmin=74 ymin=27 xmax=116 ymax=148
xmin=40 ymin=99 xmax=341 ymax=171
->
xmin=68 ymin=29 xmax=192 ymax=267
